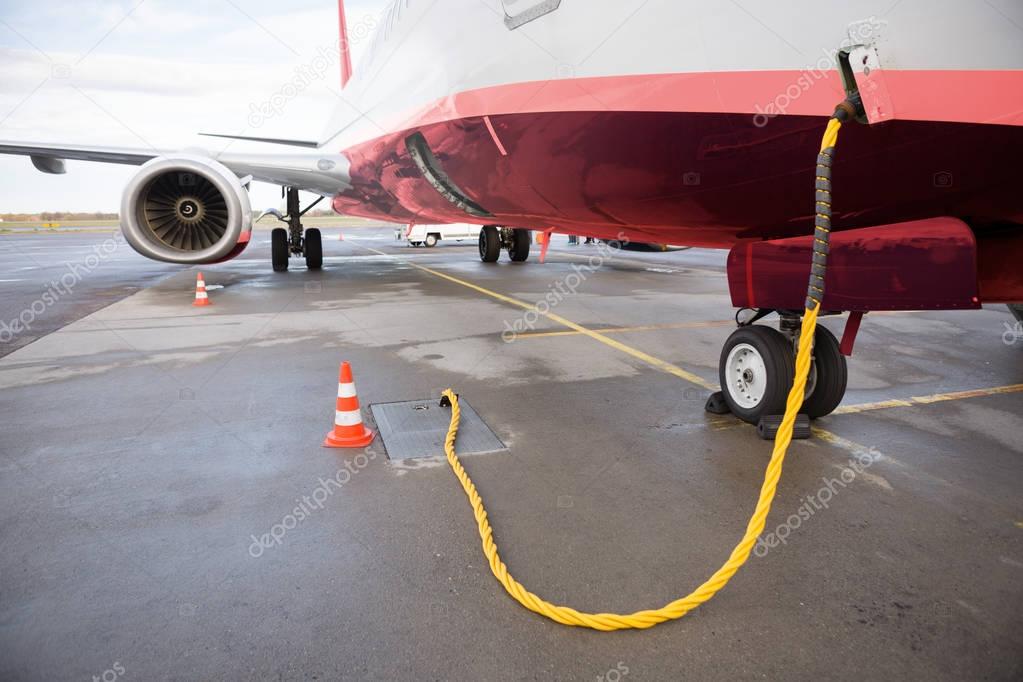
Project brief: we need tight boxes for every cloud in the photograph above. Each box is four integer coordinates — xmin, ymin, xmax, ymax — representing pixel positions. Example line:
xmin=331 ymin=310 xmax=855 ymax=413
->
xmin=0 ymin=47 xmax=256 ymax=96
xmin=0 ymin=0 xmax=390 ymax=211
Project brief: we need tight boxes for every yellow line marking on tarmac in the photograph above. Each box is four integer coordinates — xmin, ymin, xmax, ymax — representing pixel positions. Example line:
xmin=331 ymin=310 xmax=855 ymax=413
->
xmin=835 ymin=383 xmax=1023 ymax=415
xmin=513 ymin=320 xmax=734 ymax=339
xmin=360 ymin=245 xmax=716 ymax=391
xmin=834 ymin=398 xmax=915 ymax=413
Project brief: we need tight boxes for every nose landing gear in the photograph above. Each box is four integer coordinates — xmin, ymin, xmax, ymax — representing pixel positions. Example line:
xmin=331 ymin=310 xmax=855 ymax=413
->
xmin=716 ymin=311 xmax=849 ymax=424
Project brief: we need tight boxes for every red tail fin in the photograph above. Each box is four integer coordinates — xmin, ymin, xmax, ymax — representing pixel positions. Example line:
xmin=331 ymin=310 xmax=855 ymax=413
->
xmin=338 ymin=0 xmax=353 ymax=88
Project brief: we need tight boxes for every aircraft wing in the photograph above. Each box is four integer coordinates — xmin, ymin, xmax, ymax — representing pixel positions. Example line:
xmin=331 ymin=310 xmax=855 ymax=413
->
xmin=0 ymin=141 xmax=158 ymax=169
xmin=0 ymin=140 xmax=351 ymax=196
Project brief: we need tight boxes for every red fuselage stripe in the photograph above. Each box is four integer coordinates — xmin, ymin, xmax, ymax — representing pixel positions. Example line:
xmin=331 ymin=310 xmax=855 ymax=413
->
xmin=375 ymin=69 xmax=1023 ymax=138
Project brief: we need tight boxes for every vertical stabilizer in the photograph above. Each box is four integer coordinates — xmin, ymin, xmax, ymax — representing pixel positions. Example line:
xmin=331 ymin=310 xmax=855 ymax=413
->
xmin=338 ymin=0 xmax=353 ymax=88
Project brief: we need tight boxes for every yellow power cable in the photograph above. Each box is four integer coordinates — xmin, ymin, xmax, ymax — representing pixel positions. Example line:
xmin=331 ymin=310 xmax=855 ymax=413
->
xmin=440 ymin=117 xmax=843 ymax=630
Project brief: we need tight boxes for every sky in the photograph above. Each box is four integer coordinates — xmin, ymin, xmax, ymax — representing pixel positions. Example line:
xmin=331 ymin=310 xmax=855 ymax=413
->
xmin=0 ymin=0 xmax=389 ymax=213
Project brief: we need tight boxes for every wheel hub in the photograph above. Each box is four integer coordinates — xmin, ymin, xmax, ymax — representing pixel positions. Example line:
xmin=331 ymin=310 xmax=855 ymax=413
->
xmin=804 ymin=359 xmax=818 ymax=399
xmin=725 ymin=343 xmax=768 ymax=409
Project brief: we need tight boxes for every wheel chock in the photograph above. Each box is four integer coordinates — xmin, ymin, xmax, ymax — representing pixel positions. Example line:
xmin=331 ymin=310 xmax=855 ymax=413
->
xmin=757 ymin=414 xmax=812 ymax=441
xmin=704 ymin=391 xmax=731 ymax=415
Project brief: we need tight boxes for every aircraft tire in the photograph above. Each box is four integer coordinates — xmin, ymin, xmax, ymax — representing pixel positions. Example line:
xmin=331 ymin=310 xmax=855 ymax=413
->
xmin=508 ymin=228 xmax=530 ymax=262
xmin=719 ymin=325 xmax=794 ymax=424
xmin=479 ymin=226 xmax=500 ymax=263
xmin=801 ymin=325 xmax=847 ymax=419
xmin=272 ymin=228 xmax=289 ymax=272
xmin=304 ymin=228 xmax=323 ymax=270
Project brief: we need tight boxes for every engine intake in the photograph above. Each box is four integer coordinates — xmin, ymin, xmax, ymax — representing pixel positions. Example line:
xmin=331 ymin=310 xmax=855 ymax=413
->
xmin=121 ymin=154 xmax=252 ymax=264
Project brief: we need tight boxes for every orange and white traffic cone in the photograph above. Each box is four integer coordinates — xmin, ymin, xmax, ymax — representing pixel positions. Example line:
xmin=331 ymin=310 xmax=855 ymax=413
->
xmin=323 ymin=361 xmax=375 ymax=448
xmin=538 ymin=227 xmax=554 ymax=264
xmin=193 ymin=272 xmax=211 ymax=307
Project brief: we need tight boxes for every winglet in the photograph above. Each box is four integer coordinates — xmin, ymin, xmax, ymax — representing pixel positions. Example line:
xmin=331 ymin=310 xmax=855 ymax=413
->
xmin=339 ymin=0 xmax=353 ymax=89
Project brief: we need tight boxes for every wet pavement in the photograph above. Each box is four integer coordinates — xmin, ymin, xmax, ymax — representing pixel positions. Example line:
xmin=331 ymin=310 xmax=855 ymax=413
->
xmin=1 ymin=226 xmax=1021 ymax=680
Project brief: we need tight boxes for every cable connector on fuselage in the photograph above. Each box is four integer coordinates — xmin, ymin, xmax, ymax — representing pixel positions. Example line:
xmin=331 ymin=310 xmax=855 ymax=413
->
xmin=832 ymin=92 xmax=866 ymax=124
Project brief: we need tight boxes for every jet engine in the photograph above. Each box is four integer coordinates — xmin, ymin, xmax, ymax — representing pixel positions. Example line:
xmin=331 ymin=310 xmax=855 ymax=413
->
xmin=120 ymin=154 xmax=252 ymax=264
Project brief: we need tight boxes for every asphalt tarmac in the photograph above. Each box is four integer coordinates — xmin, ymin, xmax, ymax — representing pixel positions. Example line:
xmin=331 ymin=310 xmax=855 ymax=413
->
xmin=1 ymin=226 xmax=1021 ymax=680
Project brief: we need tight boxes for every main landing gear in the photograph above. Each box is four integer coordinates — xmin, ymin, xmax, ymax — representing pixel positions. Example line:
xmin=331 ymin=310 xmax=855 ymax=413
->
xmin=270 ymin=186 xmax=323 ymax=272
xmin=716 ymin=310 xmax=848 ymax=424
xmin=479 ymin=226 xmax=531 ymax=263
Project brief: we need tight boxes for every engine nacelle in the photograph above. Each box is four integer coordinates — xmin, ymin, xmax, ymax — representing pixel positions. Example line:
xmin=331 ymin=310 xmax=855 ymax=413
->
xmin=120 ymin=154 xmax=252 ymax=264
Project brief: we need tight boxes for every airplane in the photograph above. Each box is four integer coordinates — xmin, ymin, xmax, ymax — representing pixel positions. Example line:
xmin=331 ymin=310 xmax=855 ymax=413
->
xmin=1 ymin=0 xmax=1021 ymax=426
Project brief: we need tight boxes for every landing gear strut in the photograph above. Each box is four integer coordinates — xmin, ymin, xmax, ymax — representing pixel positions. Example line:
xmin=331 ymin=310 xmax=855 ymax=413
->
xmin=270 ymin=187 xmax=323 ymax=272
xmin=479 ymin=226 xmax=531 ymax=263
xmin=716 ymin=311 xmax=848 ymax=424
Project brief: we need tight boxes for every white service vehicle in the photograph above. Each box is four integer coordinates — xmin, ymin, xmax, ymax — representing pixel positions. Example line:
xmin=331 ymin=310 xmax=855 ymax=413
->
xmin=396 ymin=222 xmax=482 ymax=247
